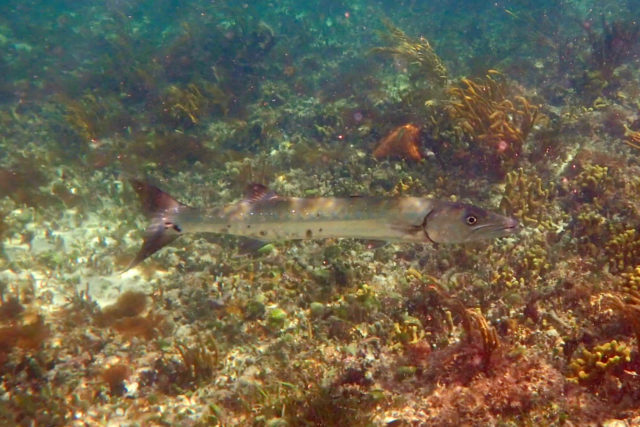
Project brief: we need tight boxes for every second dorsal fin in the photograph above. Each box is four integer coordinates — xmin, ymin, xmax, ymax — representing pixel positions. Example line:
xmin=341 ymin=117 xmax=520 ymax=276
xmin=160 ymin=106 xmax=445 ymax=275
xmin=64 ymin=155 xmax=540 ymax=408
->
xmin=244 ymin=183 xmax=280 ymax=202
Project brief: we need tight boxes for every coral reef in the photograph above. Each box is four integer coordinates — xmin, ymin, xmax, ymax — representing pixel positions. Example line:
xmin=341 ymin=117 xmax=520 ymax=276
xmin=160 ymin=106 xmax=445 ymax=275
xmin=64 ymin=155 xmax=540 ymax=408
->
xmin=4 ymin=1 xmax=640 ymax=425
xmin=569 ymin=18 xmax=639 ymax=103
xmin=605 ymin=228 xmax=640 ymax=273
xmin=499 ymin=168 xmax=555 ymax=228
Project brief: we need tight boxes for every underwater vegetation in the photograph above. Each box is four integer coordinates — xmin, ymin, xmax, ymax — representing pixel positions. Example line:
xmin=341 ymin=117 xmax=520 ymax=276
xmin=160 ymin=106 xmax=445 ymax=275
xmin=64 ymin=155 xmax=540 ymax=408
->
xmin=447 ymin=73 xmax=540 ymax=173
xmin=3 ymin=0 xmax=640 ymax=425
xmin=161 ymin=81 xmax=230 ymax=128
xmin=585 ymin=18 xmax=640 ymax=81
xmin=569 ymin=17 xmax=640 ymax=103
xmin=371 ymin=19 xmax=448 ymax=86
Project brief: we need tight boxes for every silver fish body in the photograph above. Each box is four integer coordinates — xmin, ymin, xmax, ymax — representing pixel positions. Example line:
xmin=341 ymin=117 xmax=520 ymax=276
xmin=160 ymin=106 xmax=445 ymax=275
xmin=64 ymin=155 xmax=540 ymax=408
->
xmin=127 ymin=180 xmax=519 ymax=268
xmin=180 ymin=197 xmax=435 ymax=242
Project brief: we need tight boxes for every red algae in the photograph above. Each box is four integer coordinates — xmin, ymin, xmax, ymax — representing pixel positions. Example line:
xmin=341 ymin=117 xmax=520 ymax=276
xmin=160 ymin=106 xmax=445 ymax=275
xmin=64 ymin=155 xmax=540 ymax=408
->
xmin=102 ymin=364 xmax=131 ymax=396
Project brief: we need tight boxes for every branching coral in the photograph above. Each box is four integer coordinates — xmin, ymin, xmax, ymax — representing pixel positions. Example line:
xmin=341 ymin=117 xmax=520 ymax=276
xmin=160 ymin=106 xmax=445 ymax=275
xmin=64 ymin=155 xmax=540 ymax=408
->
xmin=571 ymin=208 xmax=607 ymax=257
xmin=0 ymin=297 xmax=49 ymax=369
xmin=164 ymin=83 xmax=206 ymax=125
xmin=488 ymin=232 xmax=552 ymax=290
xmin=371 ymin=19 xmax=448 ymax=85
xmin=447 ymin=73 xmax=539 ymax=161
xmin=391 ymin=315 xmax=425 ymax=349
xmin=567 ymin=340 xmax=630 ymax=385
xmin=621 ymin=266 xmax=640 ymax=292
xmin=605 ymin=228 xmax=640 ymax=273
xmin=94 ymin=291 xmax=164 ymax=339
xmin=500 ymin=168 xmax=554 ymax=228
xmin=572 ymin=164 xmax=613 ymax=206
xmin=0 ymin=314 xmax=49 ymax=363
xmin=101 ymin=364 xmax=131 ymax=396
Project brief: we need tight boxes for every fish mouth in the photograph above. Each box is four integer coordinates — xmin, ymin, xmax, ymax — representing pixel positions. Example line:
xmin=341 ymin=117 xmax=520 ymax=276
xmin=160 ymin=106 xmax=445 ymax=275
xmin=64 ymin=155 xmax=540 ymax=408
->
xmin=502 ymin=217 xmax=520 ymax=234
xmin=468 ymin=217 xmax=520 ymax=240
xmin=500 ymin=217 xmax=520 ymax=233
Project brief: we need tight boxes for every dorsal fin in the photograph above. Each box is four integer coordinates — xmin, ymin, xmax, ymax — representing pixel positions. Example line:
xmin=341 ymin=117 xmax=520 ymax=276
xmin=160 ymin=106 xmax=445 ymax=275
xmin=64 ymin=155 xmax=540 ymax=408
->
xmin=244 ymin=183 xmax=279 ymax=202
xmin=130 ymin=179 xmax=184 ymax=217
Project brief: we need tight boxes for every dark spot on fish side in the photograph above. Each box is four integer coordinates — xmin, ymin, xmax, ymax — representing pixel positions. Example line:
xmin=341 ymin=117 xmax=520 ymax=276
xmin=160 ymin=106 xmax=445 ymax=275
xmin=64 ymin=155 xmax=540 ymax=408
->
xmin=259 ymin=230 xmax=267 ymax=236
xmin=247 ymin=224 xmax=251 ymax=229
xmin=319 ymin=228 xmax=323 ymax=233
xmin=306 ymin=229 xmax=313 ymax=238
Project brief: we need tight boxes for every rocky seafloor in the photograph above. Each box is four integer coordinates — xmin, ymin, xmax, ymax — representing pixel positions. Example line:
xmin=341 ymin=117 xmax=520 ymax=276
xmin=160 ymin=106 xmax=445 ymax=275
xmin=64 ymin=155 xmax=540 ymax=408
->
xmin=2 ymin=0 xmax=640 ymax=425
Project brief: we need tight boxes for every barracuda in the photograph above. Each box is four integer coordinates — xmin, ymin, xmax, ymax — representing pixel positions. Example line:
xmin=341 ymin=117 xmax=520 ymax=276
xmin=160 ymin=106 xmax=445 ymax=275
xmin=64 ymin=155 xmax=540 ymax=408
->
xmin=127 ymin=179 xmax=519 ymax=269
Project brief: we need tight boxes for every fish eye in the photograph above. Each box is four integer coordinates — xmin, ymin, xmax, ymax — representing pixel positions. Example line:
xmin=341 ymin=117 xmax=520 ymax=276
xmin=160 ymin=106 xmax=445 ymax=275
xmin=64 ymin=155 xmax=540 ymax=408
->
xmin=465 ymin=215 xmax=478 ymax=225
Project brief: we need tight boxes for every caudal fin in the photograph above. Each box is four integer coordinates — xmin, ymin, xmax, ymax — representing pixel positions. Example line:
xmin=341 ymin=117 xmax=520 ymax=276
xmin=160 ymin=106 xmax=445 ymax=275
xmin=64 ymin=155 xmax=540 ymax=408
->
xmin=127 ymin=179 xmax=186 ymax=270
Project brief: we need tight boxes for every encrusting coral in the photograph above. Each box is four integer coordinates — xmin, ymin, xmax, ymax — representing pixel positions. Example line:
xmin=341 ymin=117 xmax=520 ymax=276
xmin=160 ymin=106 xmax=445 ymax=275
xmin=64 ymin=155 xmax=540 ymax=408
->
xmin=373 ymin=123 xmax=422 ymax=161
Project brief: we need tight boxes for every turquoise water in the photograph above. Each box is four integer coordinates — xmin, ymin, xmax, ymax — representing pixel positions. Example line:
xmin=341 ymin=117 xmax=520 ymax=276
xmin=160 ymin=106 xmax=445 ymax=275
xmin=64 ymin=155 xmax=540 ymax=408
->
xmin=1 ymin=1 xmax=640 ymax=425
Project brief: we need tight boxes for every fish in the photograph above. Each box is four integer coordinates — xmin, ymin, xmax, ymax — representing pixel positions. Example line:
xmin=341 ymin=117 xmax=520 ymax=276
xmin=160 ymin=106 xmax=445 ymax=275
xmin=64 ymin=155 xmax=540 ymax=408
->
xmin=126 ymin=179 xmax=519 ymax=269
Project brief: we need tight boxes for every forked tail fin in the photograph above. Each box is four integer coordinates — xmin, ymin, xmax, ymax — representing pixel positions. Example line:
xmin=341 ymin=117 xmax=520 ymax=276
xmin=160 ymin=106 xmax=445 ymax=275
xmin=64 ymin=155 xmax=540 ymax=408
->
xmin=126 ymin=179 xmax=186 ymax=270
